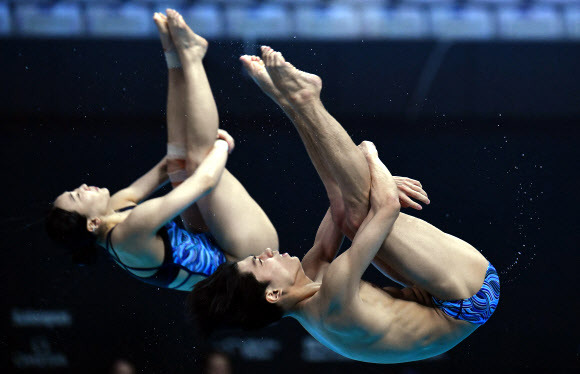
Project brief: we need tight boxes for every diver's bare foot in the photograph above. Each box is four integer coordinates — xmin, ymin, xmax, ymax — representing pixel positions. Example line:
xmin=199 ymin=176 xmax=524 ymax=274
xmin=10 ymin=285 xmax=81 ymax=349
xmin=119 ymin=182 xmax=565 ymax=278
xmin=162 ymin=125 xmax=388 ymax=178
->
xmin=239 ymin=55 xmax=291 ymax=108
xmin=261 ymin=46 xmax=322 ymax=107
xmin=153 ymin=12 xmax=175 ymax=52
xmin=166 ymin=8 xmax=208 ymax=60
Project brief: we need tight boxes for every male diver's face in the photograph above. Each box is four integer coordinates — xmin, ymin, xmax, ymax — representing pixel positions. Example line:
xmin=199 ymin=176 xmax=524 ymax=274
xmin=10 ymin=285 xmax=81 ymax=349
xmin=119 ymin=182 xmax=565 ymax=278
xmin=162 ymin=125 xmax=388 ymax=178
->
xmin=53 ymin=184 xmax=110 ymax=219
xmin=237 ymin=248 xmax=302 ymax=290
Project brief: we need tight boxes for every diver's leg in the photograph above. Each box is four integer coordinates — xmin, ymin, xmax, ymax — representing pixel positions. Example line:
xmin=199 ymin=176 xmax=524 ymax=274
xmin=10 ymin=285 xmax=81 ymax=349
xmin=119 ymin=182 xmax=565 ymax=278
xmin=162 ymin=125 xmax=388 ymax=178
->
xmin=166 ymin=10 xmax=278 ymax=259
xmin=241 ymin=52 xmax=415 ymax=286
xmin=240 ymin=55 xmax=348 ymax=221
xmin=250 ymin=48 xmax=371 ymax=237
xmin=154 ymin=13 xmax=187 ymax=150
xmin=194 ymin=169 xmax=279 ymax=261
xmin=375 ymin=212 xmax=489 ymax=300
xmin=166 ymin=10 xmax=216 ymax=160
xmin=360 ymin=149 xmax=489 ymax=300
xmin=253 ymin=48 xmax=490 ymax=298
xmin=154 ymin=12 xmax=208 ymax=232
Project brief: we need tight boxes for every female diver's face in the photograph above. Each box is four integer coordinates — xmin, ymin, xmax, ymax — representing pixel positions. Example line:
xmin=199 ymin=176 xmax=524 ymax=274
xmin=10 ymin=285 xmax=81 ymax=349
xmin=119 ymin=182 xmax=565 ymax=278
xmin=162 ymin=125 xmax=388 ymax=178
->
xmin=53 ymin=184 xmax=110 ymax=219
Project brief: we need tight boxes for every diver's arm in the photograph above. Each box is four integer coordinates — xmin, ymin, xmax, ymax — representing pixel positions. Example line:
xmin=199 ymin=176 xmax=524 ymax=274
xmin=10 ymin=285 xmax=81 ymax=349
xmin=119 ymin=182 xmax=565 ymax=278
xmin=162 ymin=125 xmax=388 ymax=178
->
xmin=110 ymin=158 xmax=169 ymax=208
xmin=301 ymin=208 xmax=344 ymax=281
xmin=109 ymin=129 xmax=234 ymax=209
xmin=322 ymin=142 xmax=400 ymax=297
xmin=122 ymin=140 xmax=229 ymax=233
xmin=344 ymin=142 xmax=400 ymax=280
xmin=343 ymin=202 xmax=399 ymax=281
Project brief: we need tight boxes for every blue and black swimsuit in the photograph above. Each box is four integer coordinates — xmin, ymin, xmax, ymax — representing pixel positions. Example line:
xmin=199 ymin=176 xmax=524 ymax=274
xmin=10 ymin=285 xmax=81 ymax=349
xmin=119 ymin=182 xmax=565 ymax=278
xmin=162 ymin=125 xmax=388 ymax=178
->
xmin=106 ymin=206 xmax=227 ymax=289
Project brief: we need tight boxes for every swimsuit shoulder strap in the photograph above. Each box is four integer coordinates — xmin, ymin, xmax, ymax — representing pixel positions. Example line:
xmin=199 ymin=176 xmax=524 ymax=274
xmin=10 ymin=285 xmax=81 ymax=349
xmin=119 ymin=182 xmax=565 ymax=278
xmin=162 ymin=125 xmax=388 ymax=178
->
xmin=115 ymin=205 xmax=136 ymax=213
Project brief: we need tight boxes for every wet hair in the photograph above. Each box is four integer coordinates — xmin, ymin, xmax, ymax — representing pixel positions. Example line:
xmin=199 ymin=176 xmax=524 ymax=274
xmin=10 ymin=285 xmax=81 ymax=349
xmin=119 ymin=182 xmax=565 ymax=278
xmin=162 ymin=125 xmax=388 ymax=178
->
xmin=45 ymin=206 xmax=98 ymax=265
xmin=187 ymin=262 xmax=284 ymax=337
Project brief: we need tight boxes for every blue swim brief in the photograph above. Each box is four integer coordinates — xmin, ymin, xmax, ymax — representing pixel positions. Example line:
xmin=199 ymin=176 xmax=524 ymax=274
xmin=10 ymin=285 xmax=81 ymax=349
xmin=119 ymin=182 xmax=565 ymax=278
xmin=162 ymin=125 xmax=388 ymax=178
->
xmin=432 ymin=262 xmax=500 ymax=325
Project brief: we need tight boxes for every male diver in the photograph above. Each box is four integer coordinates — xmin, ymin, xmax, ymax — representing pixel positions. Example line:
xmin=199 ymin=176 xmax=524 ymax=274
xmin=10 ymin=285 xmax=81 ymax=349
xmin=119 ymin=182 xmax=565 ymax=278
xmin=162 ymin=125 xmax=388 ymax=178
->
xmin=189 ymin=47 xmax=499 ymax=364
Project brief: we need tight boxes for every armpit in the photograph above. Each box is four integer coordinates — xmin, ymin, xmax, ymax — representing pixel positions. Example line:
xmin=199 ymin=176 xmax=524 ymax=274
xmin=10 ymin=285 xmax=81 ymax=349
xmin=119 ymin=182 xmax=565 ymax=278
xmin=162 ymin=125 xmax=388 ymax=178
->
xmin=302 ymin=258 xmax=329 ymax=283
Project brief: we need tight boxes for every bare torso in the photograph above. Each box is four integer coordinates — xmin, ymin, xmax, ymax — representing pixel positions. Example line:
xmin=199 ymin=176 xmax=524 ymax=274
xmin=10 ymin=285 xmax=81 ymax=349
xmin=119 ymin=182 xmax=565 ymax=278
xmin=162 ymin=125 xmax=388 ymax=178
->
xmin=296 ymin=278 xmax=478 ymax=364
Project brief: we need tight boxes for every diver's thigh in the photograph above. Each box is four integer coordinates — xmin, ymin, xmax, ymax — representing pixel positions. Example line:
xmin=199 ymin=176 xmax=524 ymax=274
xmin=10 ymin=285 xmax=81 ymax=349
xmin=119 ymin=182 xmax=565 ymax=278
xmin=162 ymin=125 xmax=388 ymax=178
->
xmin=196 ymin=169 xmax=278 ymax=259
xmin=377 ymin=213 xmax=489 ymax=300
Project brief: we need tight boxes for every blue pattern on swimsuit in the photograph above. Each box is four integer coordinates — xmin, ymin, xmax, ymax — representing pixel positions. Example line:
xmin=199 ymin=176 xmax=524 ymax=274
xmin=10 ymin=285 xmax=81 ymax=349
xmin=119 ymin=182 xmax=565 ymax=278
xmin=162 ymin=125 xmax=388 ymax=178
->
xmin=106 ymin=206 xmax=227 ymax=288
xmin=432 ymin=262 xmax=500 ymax=325
xmin=165 ymin=221 xmax=226 ymax=277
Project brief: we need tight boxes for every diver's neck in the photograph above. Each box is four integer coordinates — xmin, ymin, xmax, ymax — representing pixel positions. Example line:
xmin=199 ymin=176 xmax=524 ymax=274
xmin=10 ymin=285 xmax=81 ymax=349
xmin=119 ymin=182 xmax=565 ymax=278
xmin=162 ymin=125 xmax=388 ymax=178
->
xmin=285 ymin=281 xmax=321 ymax=319
xmin=95 ymin=210 xmax=131 ymax=247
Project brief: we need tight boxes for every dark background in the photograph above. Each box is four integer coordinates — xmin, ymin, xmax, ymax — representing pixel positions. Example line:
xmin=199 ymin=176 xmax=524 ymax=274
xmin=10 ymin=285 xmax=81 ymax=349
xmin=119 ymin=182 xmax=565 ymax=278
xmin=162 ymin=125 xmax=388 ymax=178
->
xmin=1 ymin=39 xmax=579 ymax=373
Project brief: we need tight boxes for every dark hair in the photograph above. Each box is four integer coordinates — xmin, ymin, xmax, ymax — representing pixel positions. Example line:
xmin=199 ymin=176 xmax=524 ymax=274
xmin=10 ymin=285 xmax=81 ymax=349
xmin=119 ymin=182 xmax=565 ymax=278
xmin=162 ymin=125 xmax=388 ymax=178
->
xmin=45 ymin=206 xmax=98 ymax=265
xmin=187 ymin=262 xmax=284 ymax=337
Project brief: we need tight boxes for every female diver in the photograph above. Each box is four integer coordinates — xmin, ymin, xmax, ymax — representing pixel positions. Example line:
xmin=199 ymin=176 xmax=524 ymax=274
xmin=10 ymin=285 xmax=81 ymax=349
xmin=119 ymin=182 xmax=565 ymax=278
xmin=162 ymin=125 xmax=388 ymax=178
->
xmin=45 ymin=10 xmax=278 ymax=291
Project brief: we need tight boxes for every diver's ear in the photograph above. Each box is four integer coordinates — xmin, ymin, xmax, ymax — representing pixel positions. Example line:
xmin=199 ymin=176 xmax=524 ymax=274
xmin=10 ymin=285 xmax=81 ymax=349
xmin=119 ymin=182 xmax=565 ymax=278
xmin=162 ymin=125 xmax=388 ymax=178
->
xmin=87 ymin=217 xmax=102 ymax=233
xmin=265 ymin=288 xmax=282 ymax=304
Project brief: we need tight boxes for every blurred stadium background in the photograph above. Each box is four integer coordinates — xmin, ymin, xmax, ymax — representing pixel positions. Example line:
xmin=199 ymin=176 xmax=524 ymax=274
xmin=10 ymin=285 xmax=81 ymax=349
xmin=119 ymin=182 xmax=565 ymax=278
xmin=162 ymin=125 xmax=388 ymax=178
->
xmin=1 ymin=0 xmax=580 ymax=40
